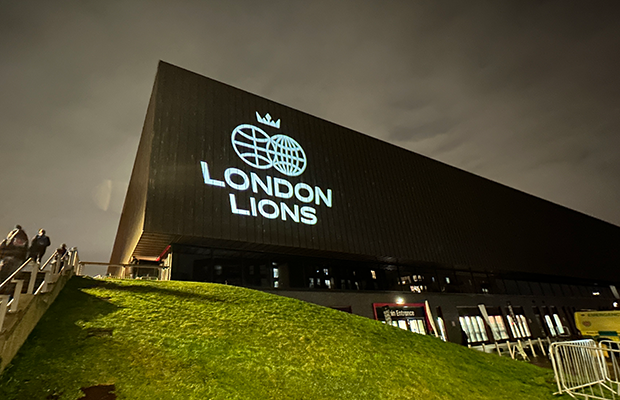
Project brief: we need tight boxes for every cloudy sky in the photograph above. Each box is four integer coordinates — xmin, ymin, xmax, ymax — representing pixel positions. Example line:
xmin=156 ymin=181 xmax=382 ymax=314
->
xmin=1 ymin=1 xmax=619 ymax=275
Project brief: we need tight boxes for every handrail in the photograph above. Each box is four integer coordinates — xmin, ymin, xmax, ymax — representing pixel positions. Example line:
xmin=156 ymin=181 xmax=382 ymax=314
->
xmin=0 ymin=257 xmax=33 ymax=292
xmin=0 ymin=249 xmax=68 ymax=292
xmin=0 ymin=246 xmax=79 ymax=374
xmin=38 ymin=250 xmax=59 ymax=272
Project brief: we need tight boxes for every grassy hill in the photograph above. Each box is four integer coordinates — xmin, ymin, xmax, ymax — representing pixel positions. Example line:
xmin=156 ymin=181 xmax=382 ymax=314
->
xmin=0 ymin=277 xmax=562 ymax=399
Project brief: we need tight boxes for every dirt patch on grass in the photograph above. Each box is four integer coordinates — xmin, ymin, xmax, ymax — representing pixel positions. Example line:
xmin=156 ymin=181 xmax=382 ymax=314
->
xmin=79 ymin=384 xmax=116 ymax=399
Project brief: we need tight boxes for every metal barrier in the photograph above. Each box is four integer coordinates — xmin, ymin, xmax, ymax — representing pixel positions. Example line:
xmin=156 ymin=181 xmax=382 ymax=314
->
xmin=471 ymin=337 xmax=551 ymax=360
xmin=78 ymin=261 xmax=170 ymax=281
xmin=550 ymin=339 xmax=620 ymax=399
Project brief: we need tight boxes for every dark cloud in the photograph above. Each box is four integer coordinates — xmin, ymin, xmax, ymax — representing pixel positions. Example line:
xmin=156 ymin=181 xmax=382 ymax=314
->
xmin=1 ymin=0 xmax=619 ymax=273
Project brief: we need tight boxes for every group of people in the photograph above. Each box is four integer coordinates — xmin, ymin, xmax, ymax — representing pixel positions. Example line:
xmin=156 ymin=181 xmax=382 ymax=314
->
xmin=0 ymin=224 xmax=68 ymax=283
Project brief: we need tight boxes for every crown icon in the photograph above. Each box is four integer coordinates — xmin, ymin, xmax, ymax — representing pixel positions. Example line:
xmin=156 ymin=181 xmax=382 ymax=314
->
xmin=256 ymin=111 xmax=281 ymax=129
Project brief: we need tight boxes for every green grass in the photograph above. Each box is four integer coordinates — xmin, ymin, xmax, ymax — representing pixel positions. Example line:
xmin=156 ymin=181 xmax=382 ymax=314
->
xmin=0 ymin=277 xmax=562 ymax=399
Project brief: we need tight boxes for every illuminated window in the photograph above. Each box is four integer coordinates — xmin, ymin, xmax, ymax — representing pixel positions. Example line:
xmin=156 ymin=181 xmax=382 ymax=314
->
xmin=371 ymin=270 xmax=377 ymax=280
xmin=544 ymin=315 xmax=558 ymax=336
xmin=407 ymin=319 xmax=427 ymax=335
xmin=506 ymin=315 xmax=530 ymax=338
xmin=487 ymin=315 xmax=509 ymax=340
xmin=272 ymin=268 xmax=279 ymax=278
xmin=436 ymin=317 xmax=448 ymax=341
xmin=476 ymin=317 xmax=488 ymax=341
xmin=460 ymin=316 xmax=489 ymax=343
xmin=517 ymin=315 xmax=531 ymax=336
xmin=417 ymin=320 xmax=427 ymax=335
xmin=410 ymin=285 xmax=424 ymax=293
xmin=553 ymin=314 xmax=565 ymax=335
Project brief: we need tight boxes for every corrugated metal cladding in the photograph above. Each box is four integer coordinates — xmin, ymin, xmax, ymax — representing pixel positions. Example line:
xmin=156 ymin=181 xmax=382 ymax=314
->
xmin=113 ymin=61 xmax=620 ymax=281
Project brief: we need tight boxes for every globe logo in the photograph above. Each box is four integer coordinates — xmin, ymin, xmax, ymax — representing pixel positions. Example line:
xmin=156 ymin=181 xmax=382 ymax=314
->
xmin=231 ymin=124 xmax=273 ymax=170
xmin=269 ymin=134 xmax=306 ymax=176
xmin=231 ymin=124 xmax=307 ymax=177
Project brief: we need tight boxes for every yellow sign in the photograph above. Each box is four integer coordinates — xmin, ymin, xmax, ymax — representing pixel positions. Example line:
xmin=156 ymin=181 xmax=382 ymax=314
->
xmin=575 ymin=311 xmax=620 ymax=338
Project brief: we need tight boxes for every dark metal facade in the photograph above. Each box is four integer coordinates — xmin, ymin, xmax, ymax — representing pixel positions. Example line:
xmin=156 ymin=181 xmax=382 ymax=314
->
xmin=111 ymin=61 xmax=620 ymax=283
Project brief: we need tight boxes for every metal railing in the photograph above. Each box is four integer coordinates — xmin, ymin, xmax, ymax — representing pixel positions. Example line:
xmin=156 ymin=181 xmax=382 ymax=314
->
xmin=0 ymin=248 xmax=80 ymax=333
xmin=550 ymin=339 xmax=620 ymax=399
xmin=78 ymin=262 xmax=170 ymax=281
xmin=471 ymin=337 xmax=552 ymax=360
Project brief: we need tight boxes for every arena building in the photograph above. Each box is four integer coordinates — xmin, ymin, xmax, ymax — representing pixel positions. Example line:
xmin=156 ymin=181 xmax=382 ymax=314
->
xmin=110 ymin=61 xmax=620 ymax=345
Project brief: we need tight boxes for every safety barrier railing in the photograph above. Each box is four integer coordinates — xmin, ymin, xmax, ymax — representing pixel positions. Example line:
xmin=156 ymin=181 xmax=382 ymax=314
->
xmin=78 ymin=262 xmax=170 ymax=281
xmin=471 ymin=337 xmax=552 ymax=360
xmin=0 ymin=248 xmax=80 ymax=333
xmin=550 ymin=339 xmax=620 ymax=399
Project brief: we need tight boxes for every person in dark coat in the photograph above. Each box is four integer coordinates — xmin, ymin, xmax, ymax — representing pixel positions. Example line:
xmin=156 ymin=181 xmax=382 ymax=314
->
xmin=5 ymin=225 xmax=28 ymax=262
xmin=28 ymin=229 xmax=51 ymax=263
xmin=55 ymin=243 xmax=68 ymax=273
xmin=0 ymin=225 xmax=29 ymax=281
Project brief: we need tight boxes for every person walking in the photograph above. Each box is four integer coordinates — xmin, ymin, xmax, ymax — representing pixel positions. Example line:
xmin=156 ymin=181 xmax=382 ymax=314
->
xmin=5 ymin=225 xmax=29 ymax=262
xmin=0 ymin=225 xmax=29 ymax=282
xmin=28 ymin=229 xmax=51 ymax=263
xmin=54 ymin=243 xmax=68 ymax=273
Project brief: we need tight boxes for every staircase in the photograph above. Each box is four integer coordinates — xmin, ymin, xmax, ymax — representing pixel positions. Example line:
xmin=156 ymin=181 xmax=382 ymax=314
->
xmin=0 ymin=264 xmax=46 ymax=296
xmin=0 ymin=249 xmax=80 ymax=374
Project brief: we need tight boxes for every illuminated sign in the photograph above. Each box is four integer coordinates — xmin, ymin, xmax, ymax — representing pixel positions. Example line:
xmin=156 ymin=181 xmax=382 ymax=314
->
xmin=200 ymin=112 xmax=332 ymax=226
xmin=231 ymin=123 xmax=306 ymax=177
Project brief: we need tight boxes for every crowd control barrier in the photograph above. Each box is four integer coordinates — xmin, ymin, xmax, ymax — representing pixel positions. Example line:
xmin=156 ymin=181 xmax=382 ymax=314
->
xmin=550 ymin=339 xmax=620 ymax=399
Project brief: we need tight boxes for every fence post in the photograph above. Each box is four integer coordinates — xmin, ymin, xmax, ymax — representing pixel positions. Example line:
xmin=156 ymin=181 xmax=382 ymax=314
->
xmin=9 ymin=280 xmax=24 ymax=313
xmin=538 ymin=338 xmax=547 ymax=356
xmin=495 ymin=342 xmax=501 ymax=356
xmin=507 ymin=341 xmax=515 ymax=359
xmin=0 ymin=295 xmax=9 ymax=332
xmin=41 ymin=271 xmax=53 ymax=293
xmin=528 ymin=338 xmax=537 ymax=357
xmin=28 ymin=263 xmax=39 ymax=294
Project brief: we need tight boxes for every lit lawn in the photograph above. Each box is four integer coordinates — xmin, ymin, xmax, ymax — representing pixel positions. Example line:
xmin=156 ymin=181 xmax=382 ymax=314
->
xmin=0 ymin=277 xmax=562 ymax=399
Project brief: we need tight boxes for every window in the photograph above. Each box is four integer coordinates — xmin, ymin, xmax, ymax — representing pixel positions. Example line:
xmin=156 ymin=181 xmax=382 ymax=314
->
xmin=436 ymin=317 xmax=448 ymax=342
xmin=409 ymin=319 xmax=427 ymax=335
xmin=459 ymin=316 xmax=488 ymax=343
xmin=544 ymin=315 xmax=558 ymax=336
xmin=487 ymin=315 xmax=510 ymax=340
xmin=506 ymin=314 xmax=531 ymax=339
xmin=553 ymin=314 xmax=566 ymax=335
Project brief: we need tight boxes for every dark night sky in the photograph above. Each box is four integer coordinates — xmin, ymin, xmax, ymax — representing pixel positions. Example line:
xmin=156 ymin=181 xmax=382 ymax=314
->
xmin=1 ymin=1 xmax=619 ymax=275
